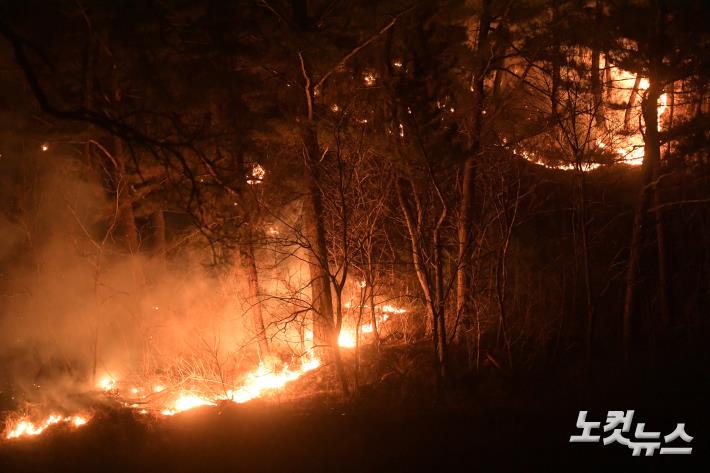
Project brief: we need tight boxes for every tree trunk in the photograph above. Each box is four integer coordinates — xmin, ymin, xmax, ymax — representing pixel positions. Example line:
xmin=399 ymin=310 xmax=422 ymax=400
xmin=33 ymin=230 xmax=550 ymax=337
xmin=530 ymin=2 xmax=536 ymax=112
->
xmin=457 ymin=156 xmax=477 ymax=367
xmin=495 ymin=229 xmax=513 ymax=369
xmin=577 ymin=169 xmax=595 ymax=365
xmin=550 ymin=0 xmax=561 ymax=117
xmin=623 ymin=77 xmax=662 ymax=364
xmin=296 ymin=49 xmax=349 ymax=395
xmin=396 ymin=177 xmax=445 ymax=382
xmin=645 ymin=93 xmax=670 ymax=327
xmin=300 ymin=114 xmax=348 ymax=395
xmin=113 ymin=134 xmax=143 ymax=292
xmin=591 ymin=0 xmax=604 ymax=127
xmin=604 ymin=53 xmax=613 ymax=101
xmin=301 ymin=124 xmax=336 ymax=351
xmin=457 ymin=0 xmax=489 ymax=369
xmin=367 ymin=273 xmax=380 ymax=352
xmin=433 ymin=211 xmax=447 ymax=381
xmin=624 ymin=74 xmax=642 ymax=132
xmin=238 ymin=236 xmax=269 ymax=359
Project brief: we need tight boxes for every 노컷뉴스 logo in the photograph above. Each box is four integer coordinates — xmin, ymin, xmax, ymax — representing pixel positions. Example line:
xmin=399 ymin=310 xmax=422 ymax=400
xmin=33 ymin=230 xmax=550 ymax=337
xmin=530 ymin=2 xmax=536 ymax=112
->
xmin=570 ymin=410 xmax=693 ymax=456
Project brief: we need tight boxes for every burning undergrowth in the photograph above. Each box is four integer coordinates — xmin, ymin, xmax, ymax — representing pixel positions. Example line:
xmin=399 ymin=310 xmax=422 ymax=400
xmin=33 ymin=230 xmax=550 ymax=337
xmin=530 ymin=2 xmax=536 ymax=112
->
xmin=2 ymin=352 xmax=325 ymax=441
xmin=0 ymin=149 xmax=415 ymax=443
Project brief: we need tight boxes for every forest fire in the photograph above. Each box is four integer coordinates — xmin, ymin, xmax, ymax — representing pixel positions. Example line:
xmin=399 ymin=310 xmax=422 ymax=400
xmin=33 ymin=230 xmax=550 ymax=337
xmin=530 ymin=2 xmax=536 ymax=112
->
xmin=4 ymin=414 xmax=90 ymax=440
xmin=3 ymin=308 xmax=390 ymax=441
xmin=516 ymin=65 xmax=671 ymax=171
xmin=128 ymin=353 xmax=321 ymax=416
xmin=3 ymin=354 xmax=322 ymax=440
xmin=0 ymin=1 xmax=707 ymax=471
xmin=161 ymin=394 xmax=216 ymax=416
xmin=337 ymin=330 xmax=357 ymax=348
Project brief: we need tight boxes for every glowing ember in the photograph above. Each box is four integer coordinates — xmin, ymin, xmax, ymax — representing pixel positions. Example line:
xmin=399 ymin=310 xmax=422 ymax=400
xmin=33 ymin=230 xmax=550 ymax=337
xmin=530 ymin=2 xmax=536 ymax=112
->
xmin=247 ymin=163 xmax=266 ymax=184
xmin=4 ymin=414 xmax=90 ymax=440
xmin=363 ymin=72 xmax=376 ymax=86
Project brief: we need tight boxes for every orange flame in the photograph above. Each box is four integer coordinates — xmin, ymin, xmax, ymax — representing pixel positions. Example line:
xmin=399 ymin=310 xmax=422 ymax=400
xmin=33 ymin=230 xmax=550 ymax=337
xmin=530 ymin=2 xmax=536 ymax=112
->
xmin=157 ymin=353 xmax=321 ymax=415
xmin=337 ymin=330 xmax=356 ymax=348
xmin=4 ymin=414 xmax=90 ymax=440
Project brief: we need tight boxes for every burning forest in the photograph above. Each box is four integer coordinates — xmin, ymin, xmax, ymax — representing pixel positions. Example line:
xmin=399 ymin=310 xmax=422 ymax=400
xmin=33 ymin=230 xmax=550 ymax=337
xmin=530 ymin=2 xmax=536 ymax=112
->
xmin=0 ymin=1 xmax=708 ymax=471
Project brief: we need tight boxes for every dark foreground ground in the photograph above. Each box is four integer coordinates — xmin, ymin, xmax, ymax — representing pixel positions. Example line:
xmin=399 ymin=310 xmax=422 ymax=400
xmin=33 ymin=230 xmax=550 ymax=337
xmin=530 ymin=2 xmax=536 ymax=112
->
xmin=1 ymin=363 xmax=707 ymax=473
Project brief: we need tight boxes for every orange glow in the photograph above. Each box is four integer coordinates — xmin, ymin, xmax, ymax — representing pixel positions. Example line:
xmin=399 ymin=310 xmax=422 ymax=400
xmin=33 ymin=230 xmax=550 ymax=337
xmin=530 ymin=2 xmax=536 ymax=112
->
xmin=98 ymin=375 xmax=116 ymax=391
xmin=229 ymin=354 xmax=321 ymax=403
xmin=154 ymin=354 xmax=321 ymax=415
xmin=161 ymin=394 xmax=216 ymax=415
xmin=381 ymin=304 xmax=405 ymax=314
xmin=247 ymin=163 xmax=265 ymax=185
xmin=4 ymin=414 xmax=90 ymax=440
xmin=518 ymin=66 xmax=670 ymax=171
xmin=337 ymin=330 xmax=356 ymax=348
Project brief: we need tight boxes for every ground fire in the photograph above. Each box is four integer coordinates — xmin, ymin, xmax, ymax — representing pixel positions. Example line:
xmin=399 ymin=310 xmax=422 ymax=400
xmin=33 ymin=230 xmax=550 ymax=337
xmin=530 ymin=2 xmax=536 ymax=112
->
xmin=0 ymin=1 xmax=707 ymax=471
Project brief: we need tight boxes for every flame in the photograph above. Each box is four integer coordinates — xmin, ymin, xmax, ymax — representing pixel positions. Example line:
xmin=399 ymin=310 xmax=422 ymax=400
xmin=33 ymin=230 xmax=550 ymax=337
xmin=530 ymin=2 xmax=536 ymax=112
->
xmin=363 ymin=72 xmax=376 ymax=86
xmin=71 ymin=416 xmax=88 ymax=427
xmin=4 ymin=414 xmax=90 ymax=440
xmin=609 ymin=67 xmax=668 ymax=165
xmin=381 ymin=304 xmax=406 ymax=314
xmin=157 ymin=354 xmax=321 ymax=415
xmin=341 ymin=303 xmax=402 ymax=338
xmin=161 ymin=394 xmax=216 ymax=415
xmin=98 ymin=376 xmax=116 ymax=391
xmin=517 ymin=66 xmax=670 ymax=171
xmin=337 ymin=330 xmax=356 ymax=348
xmin=247 ymin=163 xmax=266 ymax=185
xmin=229 ymin=354 xmax=321 ymax=404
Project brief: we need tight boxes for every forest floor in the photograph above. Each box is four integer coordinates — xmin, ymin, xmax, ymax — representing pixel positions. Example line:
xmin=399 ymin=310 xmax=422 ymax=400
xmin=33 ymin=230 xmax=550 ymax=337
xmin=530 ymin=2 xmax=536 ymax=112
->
xmin=0 ymin=361 xmax=707 ymax=473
